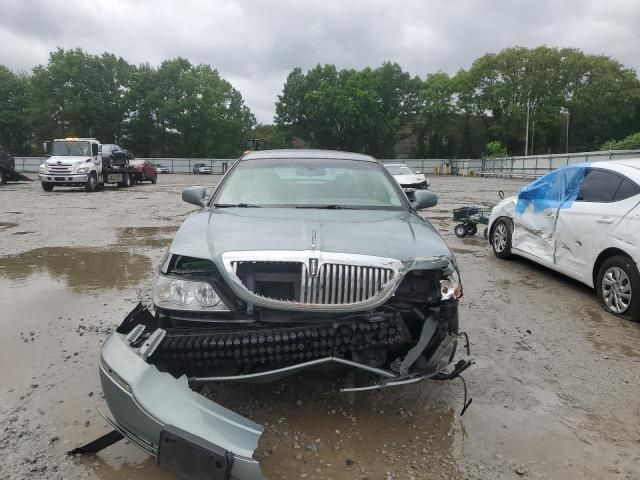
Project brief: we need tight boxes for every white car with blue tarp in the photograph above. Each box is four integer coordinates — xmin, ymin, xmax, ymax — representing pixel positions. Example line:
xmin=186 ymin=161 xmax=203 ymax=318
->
xmin=488 ymin=160 xmax=640 ymax=321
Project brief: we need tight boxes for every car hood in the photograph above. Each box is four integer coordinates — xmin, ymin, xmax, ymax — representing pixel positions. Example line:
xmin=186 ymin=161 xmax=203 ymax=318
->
xmin=46 ymin=155 xmax=90 ymax=165
xmin=169 ymin=208 xmax=452 ymax=268
xmin=393 ymin=174 xmax=426 ymax=185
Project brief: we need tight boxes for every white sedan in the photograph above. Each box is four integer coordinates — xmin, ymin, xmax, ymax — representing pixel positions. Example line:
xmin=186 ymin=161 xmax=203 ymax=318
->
xmin=384 ymin=163 xmax=430 ymax=190
xmin=488 ymin=160 xmax=640 ymax=321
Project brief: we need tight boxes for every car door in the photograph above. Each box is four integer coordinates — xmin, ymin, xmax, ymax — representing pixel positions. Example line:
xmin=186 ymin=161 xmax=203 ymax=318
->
xmin=554 ymin=169 xmax=640 ymax=279
xmin=146 ymin=161 xmax=155 ymax=179
xmin=512 ymin=167 xmax=583 ymax=264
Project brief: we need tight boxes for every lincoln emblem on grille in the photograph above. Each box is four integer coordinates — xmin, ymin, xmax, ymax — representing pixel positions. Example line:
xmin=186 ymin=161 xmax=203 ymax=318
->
xmin=308 ymin=258 xmax=319 ymax=277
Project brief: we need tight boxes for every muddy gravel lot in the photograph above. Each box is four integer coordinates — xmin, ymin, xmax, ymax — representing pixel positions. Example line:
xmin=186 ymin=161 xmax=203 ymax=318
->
xmin=1 ymin=174 xmax=639 ymax=480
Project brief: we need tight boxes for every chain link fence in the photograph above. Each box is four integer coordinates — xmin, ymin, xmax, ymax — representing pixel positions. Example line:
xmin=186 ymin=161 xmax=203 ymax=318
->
xmin=14 ymin=150 xmax=640 ymax=177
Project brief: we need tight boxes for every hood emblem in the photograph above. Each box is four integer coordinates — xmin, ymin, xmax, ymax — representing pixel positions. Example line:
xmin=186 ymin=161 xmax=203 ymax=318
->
xmin=308 ymin=258 xmax=319 ymax=277
xmin=57 ymin=161 xmax=61 ymax=165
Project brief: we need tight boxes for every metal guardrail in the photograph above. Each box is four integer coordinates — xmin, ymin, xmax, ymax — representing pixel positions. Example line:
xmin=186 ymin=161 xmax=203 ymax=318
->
xmin=476 ymin=150 xmax=640 ymax=178
xmin=14 ymin=150 xmax=640 ymax=177
xmin=13 ymin=157 xmax=235 ymax=174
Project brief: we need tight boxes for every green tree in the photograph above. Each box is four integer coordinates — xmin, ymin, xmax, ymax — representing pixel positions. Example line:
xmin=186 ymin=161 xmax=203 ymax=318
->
xmin=275 ymin=63 xmax=420 ymax=157
xmin=601 ymin=132 xmax=640 ymax=150
xmin=0 ymin=66 xmax=29 ymax=153
xmin=123 ymin=58 xmax=254 ymax=157
xmin=458 ymin=46 xmax=640 ymax=155
xmin=29 ymin=48 xmax=132 ymax=146
xmin=485 ymin=140 xmax=507 ymax=157
xmin=250 ymin=124 xmax=289 ymax=149
xmin=415 ymin=72 xmax=456 ymax=157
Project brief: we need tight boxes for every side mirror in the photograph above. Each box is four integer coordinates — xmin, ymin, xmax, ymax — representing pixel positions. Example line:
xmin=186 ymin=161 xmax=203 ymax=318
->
xmin=414 ymin=169 xmax=422 ymax=174
xmin=412 ymin=190 xmax=438 ymax=210
xmin=182 ymin=186 xmax=207 ymax=208
xmin=43 ymin=142 xmax=51 ymax=155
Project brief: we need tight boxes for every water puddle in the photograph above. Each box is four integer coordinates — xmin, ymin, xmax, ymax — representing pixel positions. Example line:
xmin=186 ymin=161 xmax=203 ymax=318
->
xmin=0 ymin=221 xmax=18 ymax=230
xmin=0 ymin=247 xmax=150 ymax=291
xmin=116 ymin=226 xmax=178 ymax=249
xmin=0 ymin=274 xmax=173 ymax=480
xmin=205 ymin=374 xmax=461 ymax=479
xmin=451 ymin=248 xmax=478 ymax=255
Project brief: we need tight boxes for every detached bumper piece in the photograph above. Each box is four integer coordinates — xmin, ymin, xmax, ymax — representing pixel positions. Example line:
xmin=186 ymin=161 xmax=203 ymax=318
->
xmin=88 ymin=304 xmax=472 ymax=480
xmin=98 ymin=329 xmax=265 ymax=480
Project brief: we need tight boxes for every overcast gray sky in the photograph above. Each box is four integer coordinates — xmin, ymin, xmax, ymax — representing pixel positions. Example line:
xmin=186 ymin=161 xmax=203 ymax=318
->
xmin=1 ymin=0 xmax=639 ymax=122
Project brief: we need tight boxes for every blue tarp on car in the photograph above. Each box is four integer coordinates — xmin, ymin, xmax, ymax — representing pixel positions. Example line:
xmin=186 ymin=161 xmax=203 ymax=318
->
xmin=515 ymin=164 xmax=588 ymax=216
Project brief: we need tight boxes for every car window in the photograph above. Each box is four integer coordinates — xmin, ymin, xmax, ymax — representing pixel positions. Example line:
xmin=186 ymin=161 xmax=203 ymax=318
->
xmin=576 ymin=169 xmax=621 ymax=203
xmin=613 ymin=178 xmax=640 ymax=201
xmin=385 ymin=165 xmax=414 ymax=175
xmin=215 ymin=158 xmax=405 ymax=209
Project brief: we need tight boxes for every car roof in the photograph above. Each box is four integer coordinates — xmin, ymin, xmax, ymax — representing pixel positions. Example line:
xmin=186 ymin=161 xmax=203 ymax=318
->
xmin=590 ymin=159 xmax=640 ymax=183
xmin=241 ymin=149 xmax=376 ymax=162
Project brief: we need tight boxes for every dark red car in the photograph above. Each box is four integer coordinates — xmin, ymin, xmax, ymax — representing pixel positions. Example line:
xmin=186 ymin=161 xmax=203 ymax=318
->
xmin=130 ymin=159 xmax=158 ymax=184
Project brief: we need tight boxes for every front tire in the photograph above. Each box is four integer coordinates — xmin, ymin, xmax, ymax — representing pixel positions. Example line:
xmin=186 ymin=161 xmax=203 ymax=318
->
xmin=596 ymin=255 xmax=640 ymax=322
xmin=42 ymin=182 xmax=54 ymax=192
xmin=0 ymin=170 xmax=7 ymax=184
xmin=118 ymin=173 xmax=132 ymax=188
xmin=491 ymin=218 xmax=513 ymax=259
xmin=465 ymin=224 xmax=478 ymax=236
xmin=85 ymin=173 xmax=97 ymax=192
xmin=151 ymin=174 xmax=157 ymax=184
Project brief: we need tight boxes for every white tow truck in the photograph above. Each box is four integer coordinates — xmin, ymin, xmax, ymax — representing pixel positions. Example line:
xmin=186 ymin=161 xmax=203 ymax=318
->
xmin=38 ymin=138 xmax=136 ymax=192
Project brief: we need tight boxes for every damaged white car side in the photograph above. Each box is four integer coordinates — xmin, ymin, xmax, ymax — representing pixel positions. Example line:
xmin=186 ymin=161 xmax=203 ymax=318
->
xmin=488 ymin=160 xmax=640 ymax=321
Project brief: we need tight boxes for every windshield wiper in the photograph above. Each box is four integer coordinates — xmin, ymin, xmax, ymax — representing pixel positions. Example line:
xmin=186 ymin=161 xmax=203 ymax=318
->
xmin=294 ymin=205 xmax=357 ymax=209
xmin=213 ymin=203 xmax=262 ymax=208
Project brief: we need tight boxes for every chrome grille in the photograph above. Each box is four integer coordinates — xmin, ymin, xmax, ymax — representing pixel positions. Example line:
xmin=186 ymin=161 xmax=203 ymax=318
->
xmin=300 ymin=263 xmax=393 ymax=304
xmin=229 ymin=259 xmax=395 ymax=306
xmin=47 ymin=164 xmax=73 ymax=174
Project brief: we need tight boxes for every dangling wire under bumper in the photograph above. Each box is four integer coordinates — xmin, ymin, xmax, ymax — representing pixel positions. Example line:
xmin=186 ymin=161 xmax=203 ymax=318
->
xmin=339 ymin=332 xmax=474 ymax=415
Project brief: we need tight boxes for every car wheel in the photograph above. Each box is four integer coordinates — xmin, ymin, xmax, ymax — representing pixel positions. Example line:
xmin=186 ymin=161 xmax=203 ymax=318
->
xmin=85 ymin=173 xmax=97 ymax=192
xmin=42 ymin=182 xmax=54 ymax=192
xmin=465 ymin=224 xmax=477 ymax=236
xmin=491 ymin=218 xmax=512 ymax=259
xmin=0 ymin=169 xmax=7 ymax=184
xmin=454 ymin=224 xmax=467 ymax=238
xmin=596 ymin=255 xmax=640 ymax=321
xmin=151 ymin=175 xmax=157 ymax=184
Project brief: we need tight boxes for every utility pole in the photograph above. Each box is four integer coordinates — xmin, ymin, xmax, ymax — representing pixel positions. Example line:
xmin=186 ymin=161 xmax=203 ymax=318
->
xmin=524 ymin=97 xmax=530 ymax=157
xmin=530 ymin=120 xmax=535 ymax=156
xmin=565 ymin=112 xmax=570 ymax=154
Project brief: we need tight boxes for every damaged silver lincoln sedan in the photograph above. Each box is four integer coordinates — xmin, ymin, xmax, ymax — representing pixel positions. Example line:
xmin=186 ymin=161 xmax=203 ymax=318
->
xmin=93 ymin=150 xmax=471 ymax=480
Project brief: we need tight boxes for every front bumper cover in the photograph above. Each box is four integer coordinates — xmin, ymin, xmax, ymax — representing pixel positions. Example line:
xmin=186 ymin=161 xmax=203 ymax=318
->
xmin=39 ymin=173 xmax=88 ymax=183
xmin=100 ymin=332 xmax=265 ymax=480
xmin=96 ymin=304 xmax=472 ymax=480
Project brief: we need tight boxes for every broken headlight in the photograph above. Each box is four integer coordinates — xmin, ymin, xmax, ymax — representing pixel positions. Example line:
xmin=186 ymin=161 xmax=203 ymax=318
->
xmin=153 ymin=274 xmax=229 ymax=311
xmin=440 ymin=269 xmax=463 ymax=300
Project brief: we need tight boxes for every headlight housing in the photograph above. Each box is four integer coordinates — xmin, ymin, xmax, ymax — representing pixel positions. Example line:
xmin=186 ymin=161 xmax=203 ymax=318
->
xmin=153 ymin=274 xmax=229 ymax=311
xmin=76 ymin=166 xmax=89 ymax=173
xmin=39 ymin=164 xmax=46 ymax=173
xmin=440 ymin=269 xmax=462 ymax=300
